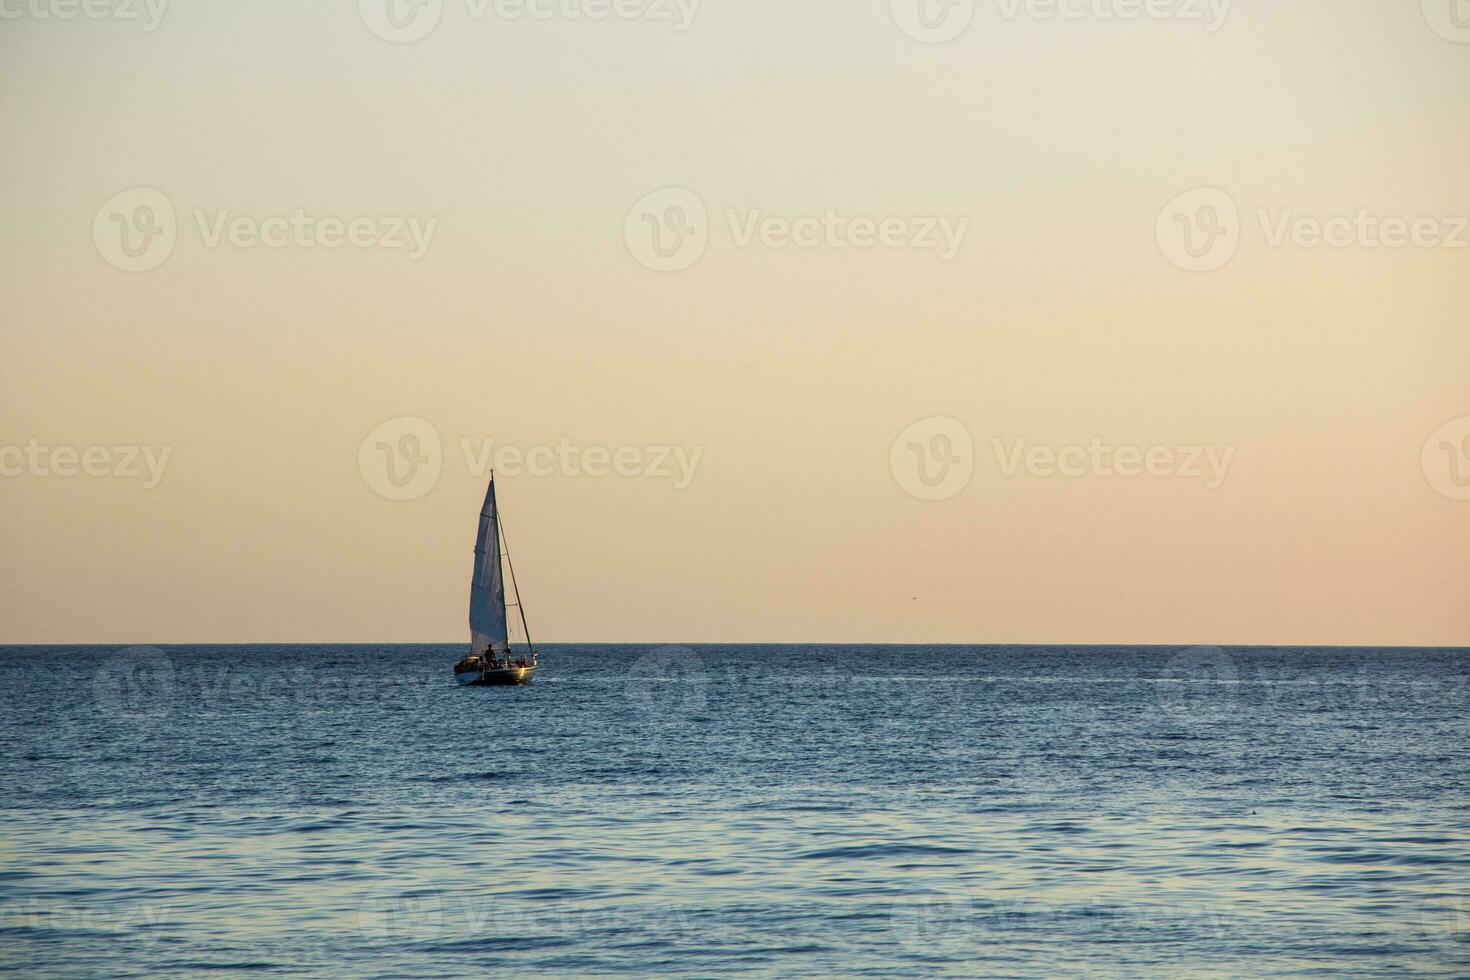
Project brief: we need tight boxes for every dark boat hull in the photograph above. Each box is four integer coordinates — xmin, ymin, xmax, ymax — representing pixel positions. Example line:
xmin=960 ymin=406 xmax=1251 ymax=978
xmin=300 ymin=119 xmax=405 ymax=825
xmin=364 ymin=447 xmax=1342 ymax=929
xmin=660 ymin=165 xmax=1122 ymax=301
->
xmin=455 ymin=665 xmax=536 ymax=687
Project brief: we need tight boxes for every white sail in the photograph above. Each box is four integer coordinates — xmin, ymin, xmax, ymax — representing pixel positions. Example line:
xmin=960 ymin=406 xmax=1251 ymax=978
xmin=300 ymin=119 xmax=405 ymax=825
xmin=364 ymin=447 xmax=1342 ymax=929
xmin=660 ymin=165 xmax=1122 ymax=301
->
xmin=468 ymin=478 xmax=509 ymax=655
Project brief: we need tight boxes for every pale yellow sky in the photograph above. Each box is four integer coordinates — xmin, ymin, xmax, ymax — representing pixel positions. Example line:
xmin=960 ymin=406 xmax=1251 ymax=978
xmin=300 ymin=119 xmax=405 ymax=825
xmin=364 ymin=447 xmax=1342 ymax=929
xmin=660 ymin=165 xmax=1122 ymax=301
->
xmin=1 ymin=0 xmax=1467 ymax=645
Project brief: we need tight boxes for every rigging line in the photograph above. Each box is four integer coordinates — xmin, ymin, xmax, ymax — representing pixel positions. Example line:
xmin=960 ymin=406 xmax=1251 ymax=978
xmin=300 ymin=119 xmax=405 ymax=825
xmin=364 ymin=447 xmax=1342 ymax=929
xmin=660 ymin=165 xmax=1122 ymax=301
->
xmin=498 ymin=502 xmax=535 ymax=656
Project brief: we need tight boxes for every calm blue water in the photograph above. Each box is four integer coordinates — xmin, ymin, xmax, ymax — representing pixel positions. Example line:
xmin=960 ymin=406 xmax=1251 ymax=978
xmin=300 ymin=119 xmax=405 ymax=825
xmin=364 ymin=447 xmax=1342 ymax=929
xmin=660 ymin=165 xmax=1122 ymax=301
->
xmin=2 ymin=644 xmax=1468 ymax=977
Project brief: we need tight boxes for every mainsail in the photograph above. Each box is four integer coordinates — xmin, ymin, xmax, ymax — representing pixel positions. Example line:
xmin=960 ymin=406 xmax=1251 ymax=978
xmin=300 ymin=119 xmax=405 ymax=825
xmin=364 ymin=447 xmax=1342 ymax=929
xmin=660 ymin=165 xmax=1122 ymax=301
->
xmin=469 ymin=477 xmax=509 ymax=655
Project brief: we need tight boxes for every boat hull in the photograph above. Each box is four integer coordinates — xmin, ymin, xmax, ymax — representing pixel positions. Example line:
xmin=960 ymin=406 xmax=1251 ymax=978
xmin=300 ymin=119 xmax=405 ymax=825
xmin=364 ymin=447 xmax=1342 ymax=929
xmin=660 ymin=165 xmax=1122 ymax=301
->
xmin=455 ymin=666 xmax=536 ymax=687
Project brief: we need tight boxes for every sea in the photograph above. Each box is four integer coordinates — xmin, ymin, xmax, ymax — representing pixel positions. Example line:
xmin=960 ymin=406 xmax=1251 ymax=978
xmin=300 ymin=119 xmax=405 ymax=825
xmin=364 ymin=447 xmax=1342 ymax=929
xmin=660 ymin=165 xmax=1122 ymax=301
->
xmin=2 ymin=644 xmax=1467 ymax=977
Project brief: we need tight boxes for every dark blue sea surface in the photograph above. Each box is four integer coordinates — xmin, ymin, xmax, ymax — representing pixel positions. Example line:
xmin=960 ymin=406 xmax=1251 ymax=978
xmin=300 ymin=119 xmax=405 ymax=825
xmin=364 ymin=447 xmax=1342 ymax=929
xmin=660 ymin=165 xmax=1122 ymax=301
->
xmin=2 ymin=644 xmax=1468 ymax=977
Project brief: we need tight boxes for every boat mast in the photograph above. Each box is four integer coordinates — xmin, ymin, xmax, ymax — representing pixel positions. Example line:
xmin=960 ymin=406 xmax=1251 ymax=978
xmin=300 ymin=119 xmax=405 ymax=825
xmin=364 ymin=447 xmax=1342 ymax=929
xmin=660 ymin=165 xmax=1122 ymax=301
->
xmin=496 ymin=481 xmax=534 ymax=658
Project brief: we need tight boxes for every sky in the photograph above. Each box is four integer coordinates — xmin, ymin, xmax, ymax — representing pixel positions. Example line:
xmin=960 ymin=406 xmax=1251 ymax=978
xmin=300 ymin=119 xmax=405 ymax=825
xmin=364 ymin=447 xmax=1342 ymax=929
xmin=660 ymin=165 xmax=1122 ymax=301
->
xmin=1 ymin=0 xmax=1467 ymax=645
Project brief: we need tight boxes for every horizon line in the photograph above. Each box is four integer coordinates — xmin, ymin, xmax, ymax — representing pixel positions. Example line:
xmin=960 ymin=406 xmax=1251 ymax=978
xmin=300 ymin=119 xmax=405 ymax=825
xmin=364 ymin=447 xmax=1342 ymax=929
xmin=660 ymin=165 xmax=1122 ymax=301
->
xmin=3 ymin=641 xmax=1468 ymax=652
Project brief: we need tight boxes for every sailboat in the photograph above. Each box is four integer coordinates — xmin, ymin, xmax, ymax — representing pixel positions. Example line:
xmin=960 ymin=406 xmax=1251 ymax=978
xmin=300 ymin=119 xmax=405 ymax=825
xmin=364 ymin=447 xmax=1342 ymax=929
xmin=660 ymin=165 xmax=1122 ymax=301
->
xmin=453 ymin=473 xmax=538 ymax=686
